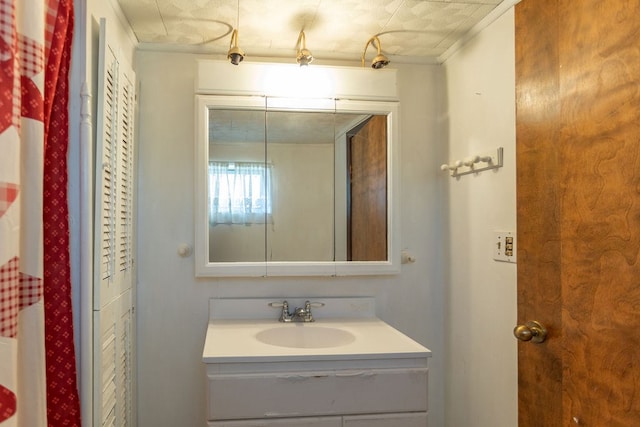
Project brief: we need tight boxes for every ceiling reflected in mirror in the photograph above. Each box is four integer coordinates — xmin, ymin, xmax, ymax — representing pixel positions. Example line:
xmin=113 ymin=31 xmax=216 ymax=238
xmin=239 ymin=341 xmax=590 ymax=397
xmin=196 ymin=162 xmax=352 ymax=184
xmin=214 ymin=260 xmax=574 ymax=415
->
xmin=209 ymin=109 xmax=369 ymax=145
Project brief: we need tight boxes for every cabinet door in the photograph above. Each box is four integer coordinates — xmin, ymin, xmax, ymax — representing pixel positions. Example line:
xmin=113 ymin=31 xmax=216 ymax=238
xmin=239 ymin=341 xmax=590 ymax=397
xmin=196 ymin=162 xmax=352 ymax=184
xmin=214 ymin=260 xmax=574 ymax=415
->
xmin=208 ymin=368 xmax=428 ymax=420
xmin=343 ymin=412 xmax=428 ymax=427
xmin=93 ymin=17 xmax=136 ymax=427
xmin=209 ymin=417 xmax=341 ymax=427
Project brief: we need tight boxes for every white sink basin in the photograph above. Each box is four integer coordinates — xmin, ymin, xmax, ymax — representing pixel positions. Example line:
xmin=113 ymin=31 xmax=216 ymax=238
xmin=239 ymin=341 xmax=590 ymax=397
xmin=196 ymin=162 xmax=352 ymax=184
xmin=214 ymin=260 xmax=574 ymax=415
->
xmin=203 ymin=299 xmax=432 ymax=362
xmin=255 ymin=325 xmax=356 ymax=349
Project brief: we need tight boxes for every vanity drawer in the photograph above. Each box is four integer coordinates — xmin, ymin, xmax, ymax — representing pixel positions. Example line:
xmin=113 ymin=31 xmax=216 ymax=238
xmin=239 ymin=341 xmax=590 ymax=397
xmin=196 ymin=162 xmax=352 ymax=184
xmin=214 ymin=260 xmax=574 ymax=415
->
xmin=208 ymin=368 xmax=428 ymax=421
xmin=343 ymin=412 xmax=428 ymax=427
xmin=209 ymin=417 xmax=341 ymax=426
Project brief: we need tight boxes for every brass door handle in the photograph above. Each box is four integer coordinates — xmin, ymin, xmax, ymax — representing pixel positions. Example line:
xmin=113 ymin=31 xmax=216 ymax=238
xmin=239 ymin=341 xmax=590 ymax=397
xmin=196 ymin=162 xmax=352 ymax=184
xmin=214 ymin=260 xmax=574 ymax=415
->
xmin=513 ymin=320 xmax=547 ymax=343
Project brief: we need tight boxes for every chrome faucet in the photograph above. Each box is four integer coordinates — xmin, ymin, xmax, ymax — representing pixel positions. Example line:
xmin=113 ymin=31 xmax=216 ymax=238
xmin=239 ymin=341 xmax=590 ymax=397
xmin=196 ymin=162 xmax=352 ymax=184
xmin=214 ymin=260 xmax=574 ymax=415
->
xmin=269 ymin=300 xmax=292 ymax=322
xmin=269 ymin=300 xmax=324 ymax=322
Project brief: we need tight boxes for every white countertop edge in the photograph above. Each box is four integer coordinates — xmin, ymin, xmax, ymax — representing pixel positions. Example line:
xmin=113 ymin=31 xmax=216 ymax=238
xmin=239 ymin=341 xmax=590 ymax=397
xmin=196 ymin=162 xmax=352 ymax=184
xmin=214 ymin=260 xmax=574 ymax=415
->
xmin=203 ymin=351 xmax=431 ymax=364
xmin=202 ymin=317 xmax=432 ymax=363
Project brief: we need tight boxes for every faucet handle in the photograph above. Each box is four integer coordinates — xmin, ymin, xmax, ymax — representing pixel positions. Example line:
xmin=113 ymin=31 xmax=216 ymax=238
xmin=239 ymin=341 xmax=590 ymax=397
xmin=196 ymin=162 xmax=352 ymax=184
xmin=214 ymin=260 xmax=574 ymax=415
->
xmin=269 ymin=300 xmax=291 ymax=322
xmin=304 ymin=300 xmax=325 ymax=322
xmin=269 ymin=300 xmax=288 ymax=308
xmin=305 ymin=301 xmax=325 ymax=308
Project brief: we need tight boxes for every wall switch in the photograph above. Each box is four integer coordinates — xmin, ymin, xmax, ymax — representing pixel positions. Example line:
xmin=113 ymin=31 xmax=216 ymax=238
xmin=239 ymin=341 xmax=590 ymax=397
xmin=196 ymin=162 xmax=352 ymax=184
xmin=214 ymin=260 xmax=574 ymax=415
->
xmin=493 ymin=231 xmax=516 ymax=263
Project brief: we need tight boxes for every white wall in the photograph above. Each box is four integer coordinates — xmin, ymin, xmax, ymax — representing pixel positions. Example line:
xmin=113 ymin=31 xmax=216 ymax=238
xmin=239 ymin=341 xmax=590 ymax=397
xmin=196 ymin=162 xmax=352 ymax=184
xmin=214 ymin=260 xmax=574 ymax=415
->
xmin=442 ymin=8 xmax=518 ymax=427
xmin=134 ymin=52 xmax=445 ymax=426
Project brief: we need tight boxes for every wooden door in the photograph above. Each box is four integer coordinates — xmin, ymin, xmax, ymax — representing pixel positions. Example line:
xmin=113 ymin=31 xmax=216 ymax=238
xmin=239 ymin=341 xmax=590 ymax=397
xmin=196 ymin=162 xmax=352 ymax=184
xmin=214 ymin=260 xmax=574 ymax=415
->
xmin=347 ymin=115 xmax=387 ymax=261
xmin=515 ymin=0 xmax=640 ymax=425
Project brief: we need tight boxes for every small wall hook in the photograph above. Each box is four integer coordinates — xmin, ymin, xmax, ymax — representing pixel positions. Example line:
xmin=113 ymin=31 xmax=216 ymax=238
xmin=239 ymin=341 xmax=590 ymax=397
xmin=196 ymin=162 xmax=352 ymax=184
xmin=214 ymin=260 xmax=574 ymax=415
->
xmin=401 ymin=249 xmax=416 ymax=264
xmin=441 ymin=147 xmax=503 ymax=178
xmin=463 ymin=155 xmax=480 ymax=167
xmin=177 ymin=243 xmax=192 ymax=257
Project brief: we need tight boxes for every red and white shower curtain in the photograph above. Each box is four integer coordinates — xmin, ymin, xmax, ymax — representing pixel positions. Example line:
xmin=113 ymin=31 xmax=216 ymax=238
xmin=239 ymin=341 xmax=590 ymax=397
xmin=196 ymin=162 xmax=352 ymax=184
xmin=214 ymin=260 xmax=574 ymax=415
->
xmin=0 ymin=0 xmax=80 ymax=425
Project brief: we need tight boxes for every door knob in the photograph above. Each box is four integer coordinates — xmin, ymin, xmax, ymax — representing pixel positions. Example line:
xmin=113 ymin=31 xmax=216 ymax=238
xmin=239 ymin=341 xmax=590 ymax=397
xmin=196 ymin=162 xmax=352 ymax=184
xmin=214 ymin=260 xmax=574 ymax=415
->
xmin=513 ymin=320 xmax=547 ymax=343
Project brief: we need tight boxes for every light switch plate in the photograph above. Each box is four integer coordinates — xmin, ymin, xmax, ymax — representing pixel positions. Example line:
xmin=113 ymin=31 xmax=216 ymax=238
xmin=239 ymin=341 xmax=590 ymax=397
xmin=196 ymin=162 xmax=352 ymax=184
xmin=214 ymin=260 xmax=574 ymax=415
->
xmin=493 ymin=231 xmax=516 ymax=263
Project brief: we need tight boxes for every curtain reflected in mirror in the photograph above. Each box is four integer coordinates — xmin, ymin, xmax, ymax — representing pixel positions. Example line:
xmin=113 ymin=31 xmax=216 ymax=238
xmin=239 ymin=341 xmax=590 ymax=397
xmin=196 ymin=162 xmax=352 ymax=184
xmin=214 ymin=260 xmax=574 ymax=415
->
xmin=208 ymin=161 xmax=272 ymax=225
xmin=207 ymin=107 xmax=387 ymax=263
xmin=208 ymin=109 xmax=266 ymax=262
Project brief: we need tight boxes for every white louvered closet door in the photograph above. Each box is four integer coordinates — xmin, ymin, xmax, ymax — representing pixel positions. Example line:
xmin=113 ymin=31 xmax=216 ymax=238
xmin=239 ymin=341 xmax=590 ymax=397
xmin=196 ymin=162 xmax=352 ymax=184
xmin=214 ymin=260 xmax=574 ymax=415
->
xmin=93 ymin=17 xmax=136 ymax=427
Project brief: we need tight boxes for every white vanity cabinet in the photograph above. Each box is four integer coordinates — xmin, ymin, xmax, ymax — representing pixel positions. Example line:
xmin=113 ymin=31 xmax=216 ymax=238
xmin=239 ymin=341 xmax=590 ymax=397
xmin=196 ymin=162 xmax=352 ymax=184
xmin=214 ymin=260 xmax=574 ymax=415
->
xmin=343 ymin=413 xmax=428 ymax=426
xmin=209 ymin=414 xmax=427 ymax=427
xmin=209 ymin=417 xmax=341 ymax=426
xmin=205 ymin=361 xmax=428 ymax=426
xmin=203 ymin=299 xmax=431 ymax=427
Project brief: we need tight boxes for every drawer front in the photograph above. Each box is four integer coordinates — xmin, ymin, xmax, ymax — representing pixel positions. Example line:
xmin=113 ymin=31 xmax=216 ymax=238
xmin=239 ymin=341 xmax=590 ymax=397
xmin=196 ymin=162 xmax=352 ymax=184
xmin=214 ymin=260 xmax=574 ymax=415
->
xmin=208 ymin=368 xmax=428 ymax=420
xmin=210 ymin=416 xmax=342 ymax=426
xmin=343 ymin=412 xmax=428 ymax=427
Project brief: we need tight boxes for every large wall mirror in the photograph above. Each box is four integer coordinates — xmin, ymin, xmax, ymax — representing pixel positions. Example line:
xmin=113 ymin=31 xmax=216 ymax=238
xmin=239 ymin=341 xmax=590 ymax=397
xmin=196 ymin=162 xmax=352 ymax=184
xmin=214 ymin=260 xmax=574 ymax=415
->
xmin=195 ymin=95 xmax=399 ymax=277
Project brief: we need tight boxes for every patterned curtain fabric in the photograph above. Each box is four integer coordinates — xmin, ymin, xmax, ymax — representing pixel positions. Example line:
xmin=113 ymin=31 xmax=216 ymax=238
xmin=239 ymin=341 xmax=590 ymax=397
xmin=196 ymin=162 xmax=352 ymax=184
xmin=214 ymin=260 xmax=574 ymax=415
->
xmin=0 ymin=0 xmax=80 ymax=425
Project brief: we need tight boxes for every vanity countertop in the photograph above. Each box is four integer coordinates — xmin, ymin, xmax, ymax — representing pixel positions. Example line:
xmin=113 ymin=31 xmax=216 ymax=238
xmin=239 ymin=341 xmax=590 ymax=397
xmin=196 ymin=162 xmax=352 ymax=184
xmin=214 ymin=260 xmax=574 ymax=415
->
xmin=202 ymin=318 xmax=431 ymax=364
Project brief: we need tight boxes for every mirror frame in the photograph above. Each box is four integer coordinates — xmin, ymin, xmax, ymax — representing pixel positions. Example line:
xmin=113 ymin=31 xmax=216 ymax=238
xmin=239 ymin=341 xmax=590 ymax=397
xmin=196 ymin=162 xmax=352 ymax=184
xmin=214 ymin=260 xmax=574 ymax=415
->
xmin=195 ymin=95 xmax=400 ymax=277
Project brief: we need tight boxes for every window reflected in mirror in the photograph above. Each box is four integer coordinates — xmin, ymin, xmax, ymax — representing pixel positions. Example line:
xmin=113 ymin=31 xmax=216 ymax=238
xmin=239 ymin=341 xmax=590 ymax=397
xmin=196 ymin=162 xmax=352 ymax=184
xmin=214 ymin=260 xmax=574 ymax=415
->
xmin=208 ymin=109 xmax=266 ymax=262
xmin=208 ymin=161 xmax=272 ymax=225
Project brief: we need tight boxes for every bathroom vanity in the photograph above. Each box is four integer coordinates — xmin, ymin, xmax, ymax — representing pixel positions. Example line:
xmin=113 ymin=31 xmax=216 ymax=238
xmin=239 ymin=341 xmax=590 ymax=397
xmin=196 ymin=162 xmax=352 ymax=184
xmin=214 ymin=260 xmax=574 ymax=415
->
xmin=203 ymin=298 xmax=431 ymax=426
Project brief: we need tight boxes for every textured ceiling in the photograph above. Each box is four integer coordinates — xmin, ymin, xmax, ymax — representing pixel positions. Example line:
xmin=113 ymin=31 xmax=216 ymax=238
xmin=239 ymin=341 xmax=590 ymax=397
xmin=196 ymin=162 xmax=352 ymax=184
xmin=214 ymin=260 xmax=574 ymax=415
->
xmin=118 ymin=0 xmax=509 ymax=63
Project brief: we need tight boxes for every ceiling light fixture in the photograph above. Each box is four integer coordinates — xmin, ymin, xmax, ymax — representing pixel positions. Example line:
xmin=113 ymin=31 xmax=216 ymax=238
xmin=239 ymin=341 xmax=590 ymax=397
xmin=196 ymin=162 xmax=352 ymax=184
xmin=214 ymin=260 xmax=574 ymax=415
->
xmin=227 ymin=29 xmax=244 ymax=65
xmin=227 ymin=1 xmax=244 ymax=65
xmin=295 ymin=30 xmax=314 ymax=66
xmin=361 ymin=35 xmax=390 ymax=69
